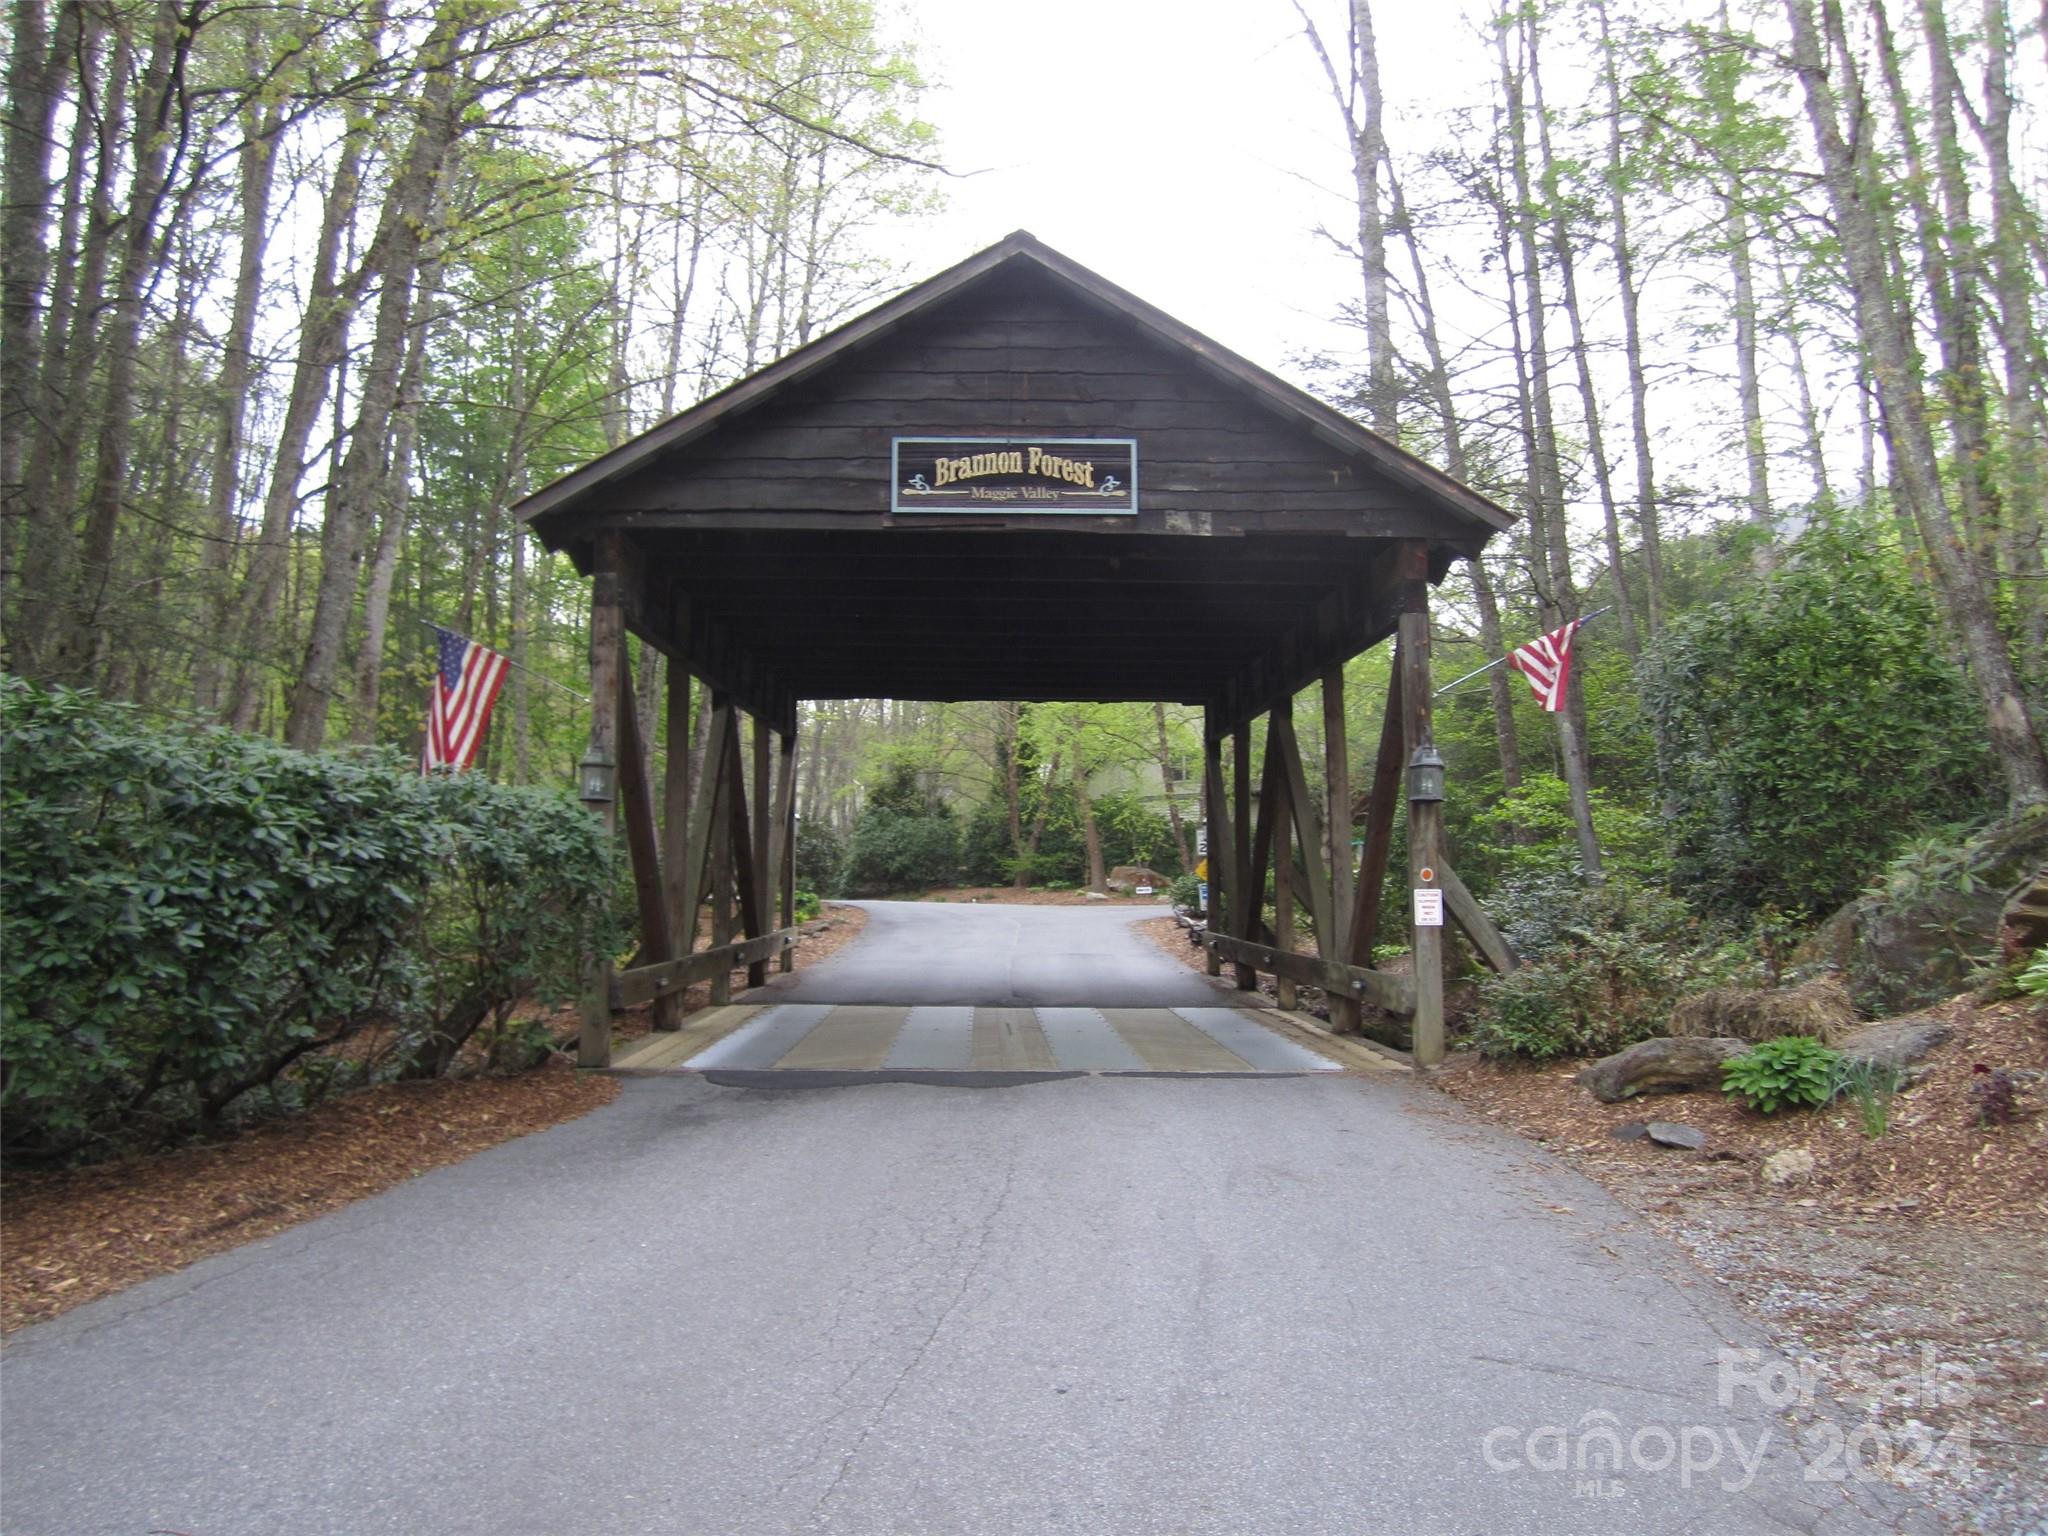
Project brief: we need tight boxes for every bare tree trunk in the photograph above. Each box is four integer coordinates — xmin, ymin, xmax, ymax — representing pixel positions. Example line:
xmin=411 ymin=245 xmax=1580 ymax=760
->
xmin=284 ymin=13 xmax=467 ymax=750
xmin=1295 ymin=0 xmax=1396 ymax=435
xmin=1072 ymin=750 xmax=1106 ymax=892
xmin=1973 ymin=0 xmax=2048 ymax=670
xmin=1499 ymin=7 xmax=1603 ymax=876
xmin=1785 ymin=0 xmax=2048 ymax=805
xmin=224 ymin=74 xmax=377 ymax=730
xmin=1386 ymin=166 xmax=1521 ymax=794
xmin=1153 ymin=701 xmax=1193 ymax=871
xmin=54 ymin=0 xmax=191 ymax=682
xmin=1592 ymin=0 xmax=1666 ymax=635
xmin=1529 ymin=30 xmax=1639 ymax=658
xmin=349 ymin=248 xmax=440 ymax=744
xmin=191 ymin=26 xmax=281 ymax=713
xmin=1 ymin=0 xmax=80 ymax=561
xmin=11 ymin=13 xmax=120 ymax=673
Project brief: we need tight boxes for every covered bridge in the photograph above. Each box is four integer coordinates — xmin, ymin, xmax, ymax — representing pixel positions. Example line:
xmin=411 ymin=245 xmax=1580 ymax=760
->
xmin=517 ymin=231 xmax=1516 ymax=1068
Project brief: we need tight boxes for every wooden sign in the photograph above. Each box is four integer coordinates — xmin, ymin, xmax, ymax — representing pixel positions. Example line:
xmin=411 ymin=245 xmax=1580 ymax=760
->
xmin=892 ymin=437 xmax=1137 ymax=514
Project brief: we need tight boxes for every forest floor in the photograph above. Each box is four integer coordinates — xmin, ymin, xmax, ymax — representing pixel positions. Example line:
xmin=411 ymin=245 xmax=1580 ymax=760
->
xmin=0 ymin=904 xmax=869 ymax=1336
xmin=1138 ymin=914 xmax=2046 ymax=1533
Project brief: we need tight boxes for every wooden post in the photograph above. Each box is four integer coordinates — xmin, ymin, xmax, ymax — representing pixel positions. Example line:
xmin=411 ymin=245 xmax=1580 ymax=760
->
xmin=1201 ymin=713 xmax=1226 ymax=976
xmin=1346 ymin=670 xmax=1404 ymax=968
xmin=661 ymin=658 xmax=692 ymax=961
xmin=1230 ymin=720 xmax=1254 ymax=989
xmin=709 ymin=697 xmax=736 ymax=1006
xmin=578 ymin=533 xmax=625 ymax=1069
xmin=776 ymin=725 xmax=798 ymax=972
xmin=616 ymin=647 xmax=680 ymax=1030
xmin=682 ymin=693 xmax=732 ymax=958
xmin=1272 ymin=760 xmax=1295 ymax=1010
xmin=1396 ymin=542 xmax=1445 ymax=1066
xmin=749 ymin=716 xmax=772 ymax=988
xmin=1322 ymin=667 xmax=1361 ymax=1035
xmin=1270 ymin=704 xmax=1333 ymax=951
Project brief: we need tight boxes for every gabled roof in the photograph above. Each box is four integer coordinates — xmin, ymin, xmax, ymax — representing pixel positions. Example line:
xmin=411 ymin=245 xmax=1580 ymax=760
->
xmin=517 ymin=230 xmax=1513 ymax=537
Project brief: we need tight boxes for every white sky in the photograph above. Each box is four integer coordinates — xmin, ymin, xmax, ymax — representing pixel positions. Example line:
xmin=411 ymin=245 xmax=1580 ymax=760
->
xmin=890 ymin=0 xmax=1469 ymax=379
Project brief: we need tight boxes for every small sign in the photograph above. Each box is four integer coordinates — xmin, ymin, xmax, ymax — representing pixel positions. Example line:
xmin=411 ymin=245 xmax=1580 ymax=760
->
xmin=1198 ymin=881 xmax=1210 ymax=912
xmin=893 ymin=437 xmax=1137 ymax=515
xmin=1416 ymin=865 xmax=1436 ymax=884
xmin=1413 ymin=887 xmax=1444 ymax=927
xmin=1196 ymin=826 xmax=1208 ymax=857
xmin=1135 ymin=885 xmax=1154 ymax=896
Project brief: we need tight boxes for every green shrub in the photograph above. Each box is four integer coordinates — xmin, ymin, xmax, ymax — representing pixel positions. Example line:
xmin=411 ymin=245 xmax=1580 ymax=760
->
xmin=2018 ymin=948 xmax=2048 ymax=998
xmin=837 ymin=806 xmax=958 ymax=894
xmin=793 ymin=820 xmax=842 ymax=895
xmin=793 ymin=887 xmax=822 ymax=923
xmin=1640 ymin=514 xmax=1994 ymax=916
xmin=0 ymin=679 xmax=618 ymax=1158
xmin=1468 ymin=877 xmax=1736 ymax=1061
xmin=1722 ymin=1035 xmax=1844 ymax=1114
xmin=1168 ymin=873 xmax=1202 ymax=911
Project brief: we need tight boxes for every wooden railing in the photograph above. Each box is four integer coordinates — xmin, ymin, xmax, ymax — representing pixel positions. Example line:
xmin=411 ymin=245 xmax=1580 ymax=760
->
xmin=609 ymin=928 xmax=801 ymax=1011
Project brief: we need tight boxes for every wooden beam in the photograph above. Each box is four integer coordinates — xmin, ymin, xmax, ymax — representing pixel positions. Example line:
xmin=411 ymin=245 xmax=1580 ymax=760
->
xmin=683 ymin=694 xmax=731 ymax=949
xmin=1441 ymin=861 xmax=1518 ymax=974
xmin=612 ymin=928 xmax=800 ymax=1009
xmin=775 ymin=726 xmax=798 ymax=973
xmin=616 ymin=645 xmax=680 ymax=1030
xmin=1322 ymin=666 xmax=1360 ymax=1035
xmin=1230 ymin=720 xmax=1254 ymax=990
xmin=1201 ymin=713 xmax=1225 ymax=977
xmin=1395 ymin=541 xmax=1445 ymax=1066
xmin=579 ymin=532 xmax=625 ymax=1069
xmin=1346 ymin=668 xmax=1404 ymax=967
xmin=709 ymin=698 xmax=737 ymax=1006
xmin=724 ymin=711 xmax=765 ymax=945
xmin=1273 ymin=761 xmax=1295 ymax=1011
xmin=661 ymin=657 xmax=692 ymax=959
xmin=749 ymin=716 xmax=772 ymax=987
xmin=1240 ymin=717 xmax=1286 ymax=989
xmin=1270 ymin=703 xmax=1334 ymax=954
xmin=1200 ymin=932 xmax=1416 ymax=1016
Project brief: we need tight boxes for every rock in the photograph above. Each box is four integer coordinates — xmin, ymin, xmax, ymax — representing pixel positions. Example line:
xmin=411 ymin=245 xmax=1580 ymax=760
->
xmin=1804 ymin=809 xmax=2048 ymax=1012
xmin=1761 ymin=1147 xmax=1817 ymax=1187
xmin=1611 ymin=1120 xmax=1651 ymax=1142
xmin=1107 ymin=865 xmax=1168 ymax=894
xmin=1577 ymin=1036 xmax=1748 ymax=1103
xmin=1646 ymin=1121 xmax=1706 ymax=1150
xmin=1836 ymin=1017 xmax=1954 ymax=1071
xmin=1084 ymin=890 xmax=1108 ymax=902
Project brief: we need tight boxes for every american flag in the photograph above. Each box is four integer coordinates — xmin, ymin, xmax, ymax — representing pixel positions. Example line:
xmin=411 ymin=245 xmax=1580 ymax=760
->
xmin=1507 ymin=618 xmax=1582 ymax=713
xmin=422 ymin=626 xmax=508 ymax=772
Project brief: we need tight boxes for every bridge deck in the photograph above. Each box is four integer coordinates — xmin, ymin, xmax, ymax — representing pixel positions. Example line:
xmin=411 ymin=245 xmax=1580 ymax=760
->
xmin=608 ymin=1002 xmax=1401 ymax=1076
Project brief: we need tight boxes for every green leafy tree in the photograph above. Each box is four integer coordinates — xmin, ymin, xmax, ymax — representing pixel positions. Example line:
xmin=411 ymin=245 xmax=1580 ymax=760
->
xmin=1641 ymin=516 xmax=1995 ymax=915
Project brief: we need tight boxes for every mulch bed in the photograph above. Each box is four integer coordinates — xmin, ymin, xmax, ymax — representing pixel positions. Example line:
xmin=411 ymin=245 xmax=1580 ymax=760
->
xmin=1430 ymin=996 xmax=2048 ymax=1225
xmin=1 ymin=1061 xmax=619 ymax=1334
xmin=1430 ymin=996 xmax=2048 ymax=1535
xmin=0 ymin=903 xmax=874 ymax=1335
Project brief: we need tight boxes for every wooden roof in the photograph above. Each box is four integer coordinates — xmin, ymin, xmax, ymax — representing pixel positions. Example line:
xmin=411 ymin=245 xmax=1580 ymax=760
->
xmin=518 ymin=231 xmax=1511 ymax=732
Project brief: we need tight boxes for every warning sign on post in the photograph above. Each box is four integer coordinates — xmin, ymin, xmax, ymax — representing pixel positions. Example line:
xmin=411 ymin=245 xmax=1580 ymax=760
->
xmin=1413 ymin=888 xmax=1445 ymax=927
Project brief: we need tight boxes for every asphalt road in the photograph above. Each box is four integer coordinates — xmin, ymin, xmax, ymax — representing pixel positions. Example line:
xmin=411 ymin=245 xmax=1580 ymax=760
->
xmin=770 ymin=899 xmax=1227 ymax=1007
xmin=0 ymin=904 xmax=1932 ymax=1535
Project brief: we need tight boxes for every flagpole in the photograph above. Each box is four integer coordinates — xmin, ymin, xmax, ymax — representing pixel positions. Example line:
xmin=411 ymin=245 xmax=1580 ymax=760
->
xmin=1433 ymin=605 xmax=1612 ymax=698
xmin=418 ymin=618 xmax=590 ymax=704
